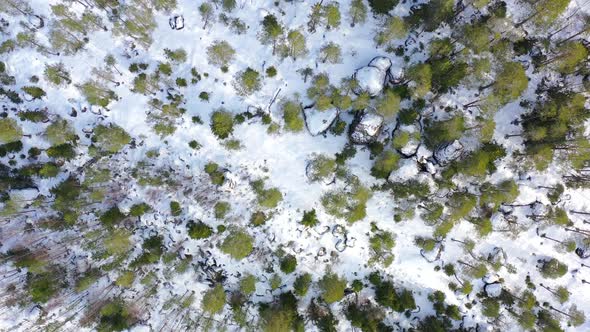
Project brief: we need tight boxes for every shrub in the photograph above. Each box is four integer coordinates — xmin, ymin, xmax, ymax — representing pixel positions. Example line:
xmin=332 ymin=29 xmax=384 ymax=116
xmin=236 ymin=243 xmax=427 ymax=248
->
xmin=129 ymin=203 xmax=151 ymax=217
xmin=47 ymin=143 xmax=76 ymax=160
xmin=280 ymin=254 xmax=297 ymax=274
xmin=0 ymin=118 xmax=22 ymax=144
xmin=540 ymin=258 xmax=568 ymax=279
xmin=115 ymin=271 xmax=135 ymax=288
xmin=28 ymin=272 xmax=58 ymax=303
xmin=187 ymin=221 xmax=213 ymax=239
xmin=45 ymin=118 xmax=76 ymax=145
xmin=207 ymin=40 xmax=236 ymax=67
xmin=308 ymin=155 xmax=336 ymax=182
xmin=202 ymin=284 xmax=226 ymax=314
xmin=204 ymin=162 xmax=225 ymax=185
xmin=170 ymin=201 xmax=181 ymax=216
xmin=240 ymin=274 xmax=257 ymax=295
xmin=233 ymin=67 xmax=261 ymax=96
xmin=92 ymin=124 xmax=131 ymax=154
xmin=294 ymin=273 xmax=312 ymax=296
xmin=345 ymin=301 xmax=386 ymax=332
xmin=252 ymin=180 xmax=283 ymax=208
xmin=318 ymin=272 xmax=346 ymax=304
xmin=97 ymin=300 xmax=133 ymax=332
xmin=301 ymin=209 xmax=319 ymax=227
xmin=100 ymin=206 xmax=126 ymax=227
xmin=214 ymin=201 xmax=230 ymax=219
xmin=104 ymin=230 xmax=132 ymax=256
xmin=250 ymin=211 xmax=267 ymax=226
xmin=221 ymin=229 xmax=254 ymax=260
xmin=282 ymin=100 xmax=304 ymax=132
xmin=368 ymin=0 xmax=398 ymax=14
xmin=266 ymin=66 xmax=277 ymax=77
xmin=370 ymin=150 xmax=400 ymax=179
xmin=210 ymin=109 xmax=234 ymax=139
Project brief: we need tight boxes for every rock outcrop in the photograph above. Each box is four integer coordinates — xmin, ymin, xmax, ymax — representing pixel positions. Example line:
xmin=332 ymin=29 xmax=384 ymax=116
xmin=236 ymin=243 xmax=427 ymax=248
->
xmin=352 ymin=56 xmax=393 ymax=97
xmin=349 ymin=111 xmax=383 ymax=144
xmin=303 ymin=107 xmax=339 ymax=136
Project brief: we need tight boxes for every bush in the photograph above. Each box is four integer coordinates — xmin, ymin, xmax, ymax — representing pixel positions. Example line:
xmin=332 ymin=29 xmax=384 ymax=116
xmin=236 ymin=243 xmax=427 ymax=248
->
xmin=266 ymin=66 xmax=277 ymax=77
xmin=282 ymin=100 xmax=304 ymax=132
xmin=100 ymin=206 xmax=126 ymax=227
xmin=481 ymin=298 xmax=500 ymax=318
xmin=308 ymin=155 xmax=336 ymax=182
xmin=129 ymin=203 xmax=151 ymax=217
xmin=301 ymin=209 xmax=319 ymax=227
xmin=214 ymin=201 xmax=230 ymax=219
xmin=170 ymin=201 xmax=181 ymax=216
xmin=45 ymin=118 xmax=76 ymax=145
xmin=210 ymin=109 xmax=234 ymax=139
xmin=370 ymin=150 xmax=400 ymax=179
xmin=540 ymin=258 xmax=568 ymax=279
xmin=0 ymin=118 xmax=22 ymax=144
xmin=233 ymin=67 xmax=261 ymax=96
xmin=280 ymin=254 xmax=297 ymax=274
xmin=202 ymin=284 xmax=226 ymax=314
xmin=345 ymin=301 xmax=386 ymax=332
xmin=294 ymin=273 xmax=312 ymax=296
xmin=92 ymin=124 xmax=131 ymax=154
xmin=28 ymin=272 xmax=58 ymax=303
xmin=368 ymin=0 xmax=398 ymax=14
xmin=47 ymin=143 xmax=76 ymax=160
xmin=204 ymin=162 xmax=225 ymax=186
xmin=221 ymin=229 xmax=254 ymax=260
xmin=97 ymin=300 xmax=133 ymax=332
xmin=188 ymin=220 xmax=213 ymax=239
xmin=240 ymin=274 xmax=257 ymax=295
xmin=250 ymin=211 xmax=267 ymax=226
xmin=318 ymin=272 xmax=346 ymax=304
xmin=252 ymin=180 xmax=283 ymax=208
xmin=207 ymin=40 xmax=236 ymax=67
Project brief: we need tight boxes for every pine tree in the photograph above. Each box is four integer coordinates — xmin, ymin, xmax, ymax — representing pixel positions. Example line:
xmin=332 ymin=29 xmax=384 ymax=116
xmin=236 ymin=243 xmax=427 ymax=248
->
xmin=199 ymin=3 xmax=214 ymax=29
xmin=207 ymin=40 xmax=236 ymax=67
xmin=260 ymin=14 xmax=284 ymax=55
xmin=349 ymin=0 xmax=367 ymax=27
xmin=319 ymin=42 xmax=342 ymax=63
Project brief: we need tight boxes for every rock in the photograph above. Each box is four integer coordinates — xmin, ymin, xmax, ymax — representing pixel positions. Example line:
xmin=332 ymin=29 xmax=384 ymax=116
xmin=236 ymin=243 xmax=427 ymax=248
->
xmin=169 ymin=15 xmax=184 ymax=30
xmin=352 ymin=66 xmax=387 ymax=97
xmin=392 ymin=123 xmax=421 ymax=157
xmin=576 ymin=247 xmax=590 ymax=259
xmin=368 ymin=56 xmax=392 ymax=72
xmin=303 ymin=107 xmax=339 ymax=136
xmin=484 ymin=282 xmax=502 ymax=298
xmin=349 ymin=111 xmax=383 ymax=144
xmin=487 ymin=247 xmax=507 ymax=265
xmin=433 ymin=140 xmax=464 ymax=166
xmin=483 ymin=274 xmax=500 ymax=284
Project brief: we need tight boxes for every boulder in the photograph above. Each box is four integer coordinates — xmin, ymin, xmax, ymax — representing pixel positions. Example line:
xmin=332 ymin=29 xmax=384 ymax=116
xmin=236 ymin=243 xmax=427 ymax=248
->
xmin=433 ymin=140 xmax=463 ymax=166
xmin=303 ymin=107 xmax=339 ymax=136
xmin=349 ymin=111 xmax=383 ymax=144
xmin=368 ymin=56 xmax=392 ymax=72
xmin=352 ymin=66 xmax=387 ymax=97
xmin=484 ymin=282 xmax=502 ymax=298
xmin=392 ymin=123 xmax=421 ymax=157
xmin=169 ymin=15 xmax=184 ymax=30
